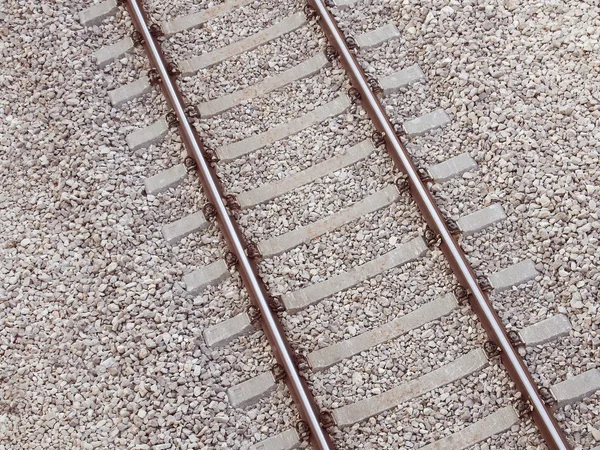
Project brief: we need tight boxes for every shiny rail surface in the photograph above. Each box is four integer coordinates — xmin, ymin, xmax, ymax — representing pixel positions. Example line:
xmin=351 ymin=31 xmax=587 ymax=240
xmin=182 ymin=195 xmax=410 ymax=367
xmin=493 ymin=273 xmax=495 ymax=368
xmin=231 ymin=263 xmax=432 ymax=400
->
xmin=306 ymin=1 xmax=571 ymax=449
xmin=123 ymin=1 xmax=335 ymax=449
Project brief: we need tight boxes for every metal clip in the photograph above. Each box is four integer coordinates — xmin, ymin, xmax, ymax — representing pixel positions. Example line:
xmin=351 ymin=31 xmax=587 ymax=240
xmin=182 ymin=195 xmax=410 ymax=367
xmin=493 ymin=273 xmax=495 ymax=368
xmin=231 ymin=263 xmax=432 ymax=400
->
xmin=393 ymin=123 xmax=407 ymax=137
xmin=268 ymin=295 xmax=285 ymax=313
xmin=149 ymin=23 xmax=163 ymax=38
xmin=319 ymin=411 xmax=335 ymax=428
xmin=446 ymin=218 xmax=460 ymax=235
xmin=395 ymin=174 xmax=410 ymax=195
xmin=417 ymin=167 xmax=433 ymax=183
xmin=368 ymin=77 xmax=383 ymax=95
xmin=272 ymin=363 xmax=286 ymax=382
xmin=424 ymin=225 xmax=440 ymax=249
xmin=515 ymin=398 xmax=532 ymax=418
xmin=131 ymin=30 xmax=143 ymax=46
xmin=483 ymin=340 xmax=501 ymax=359
xmin=184 ymin=156 xmax=196 ymax=173
xmin=224 ymin=194 xmax=240 ymax=211
xmin=246 ymin=242 xmax=261 ymax=259
xmin=166 ymin=62 xmax=180 ymax=77
xmin=166 ymin=111 xmax=178 ymax=129
xmin=293 ymin=351 xmax=309 ymax=371
xmin=477 ymin=275 xmax=493 ymax=293
xmin=539 ymin=387 xmax=557 ymax=408
xmin=347 ymin=87 xmax=361 ymax=104
xmin=455 ymin=286 xmax=470 ymax=304
xmin=185 ymin=105 xmax=201 ymax=121
xmin=325 ymin=45 xmax=338 ymax=62
xmin=147 ymin=68 xmax=160 ymax=85
xmin=303 ymin=4 xmax=319 ymax=20
xmin=346 ymin=36 xmax=359 ymax=50
xmin=371 ymin=130 xmax=386 ymax=147
xmin=203 ymin=203 xmax=217 ymax=220
xmin=296 ymin=421 xmax=310 ymax=440
xmin=202 ymin=146 xmax=219 ymax=163
xmin=224 ymin=251 xmax=238 ymax=268
xmin=247 ymin=305 xmax=261 ymax=324
xmin=507 ymin=330 xmax=524 ymax=347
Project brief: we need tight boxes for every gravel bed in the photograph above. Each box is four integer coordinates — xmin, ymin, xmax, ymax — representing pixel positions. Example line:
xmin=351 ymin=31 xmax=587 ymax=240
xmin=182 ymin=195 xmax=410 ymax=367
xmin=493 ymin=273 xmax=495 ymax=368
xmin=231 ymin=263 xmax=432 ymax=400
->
xmin=4 ymin=0 xmax=599 ymax=448
xmin=184 ymin=27 xmax=319 ymax=94
xmin=0 ymin=1 xmax=301 ymax=448
xmin=482 ymin=421 xmax=547 ymax=450
xmin=258 ymin=201 xmax=424 ymax=293
xmin=429 ymin=174 xmax=490 ymax=220
xmin=80 ymin=6 xmax=154 ymax=95
xmin=309 ymin=309 xmax=484 ymax=409
xmin=237 ymin=151 xmax=397 ymax=240
xmin=357 ymin=41 xmax=413 ymax=81
xmin=283 ymin=255 xmax=456 ymax=352
xmin=524 ymin=336 xmax=595 ymax=389
xmin=403 ymin=129 xmax=474 ymax=170
xmin=135 ymin=139 xmax=188 ymax=185
xmin=147 ymin=178 xmax=207 ymax=224
xmin=193 ymin=273 xmax=246 ymax=315
xmin=166 ymin=24 xmax=320 ymax=94
xmin=206 ymin=331 xmax=274 ymax=387
xmin=329 ymin=365 xmax=525 ymax=450
xmin=82 ymin=5 xmax=133 ymax=48
xmin=493 ymin=286 xmax=562 ymax=332
xmin=218 ymin=107 xmax=374 ymax=191
xmin=184 ymin=67 xmax=347 ymax=141
xmin=160 ymin=0 xmax=305 ymax=100
xmin=557 ymin=391 xmax=600 ymax=450
xmin=148 ymin=0 xmax=298 ymax=40
xmin=382 ymin=81 xmax=440 ymax=120
xmin=144 ymin=0 xmax=216 ymax=20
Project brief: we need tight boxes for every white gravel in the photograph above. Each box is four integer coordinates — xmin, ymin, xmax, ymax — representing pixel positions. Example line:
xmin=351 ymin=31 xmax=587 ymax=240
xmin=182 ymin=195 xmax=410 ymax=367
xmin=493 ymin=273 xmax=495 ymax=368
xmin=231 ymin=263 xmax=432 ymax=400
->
xmin=314 ymin=320 xmax=510 ymax=449
xmin=307 ymin=307 xmax=483 ymax=404
xmin=236 ymin=149 xmax=398 ymax=241
xmin=185 ymin=66 xmax=348 ymax=144
xmin=331 ymin=367 xmax=528 ymax=450
xmin=3 ymin=0 xmax=599 ymax=448
xmin=257 ymin=203 xmax=424 ymax=290
xmin=144 ymin=0 xmax=218 ymax=20
xmin=218 ymin=108 xmax=373 ymax=190
xmin=0 ymin=1 xmax=300 ymax=448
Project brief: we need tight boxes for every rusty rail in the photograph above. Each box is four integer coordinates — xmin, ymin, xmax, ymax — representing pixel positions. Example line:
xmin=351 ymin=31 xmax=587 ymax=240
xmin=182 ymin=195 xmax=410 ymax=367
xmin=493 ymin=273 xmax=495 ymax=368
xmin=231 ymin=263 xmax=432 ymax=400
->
xmin=122 ymin=1 xmax=335 ymax=448
xmin=306 ymin=1 xmax=571 ymax=449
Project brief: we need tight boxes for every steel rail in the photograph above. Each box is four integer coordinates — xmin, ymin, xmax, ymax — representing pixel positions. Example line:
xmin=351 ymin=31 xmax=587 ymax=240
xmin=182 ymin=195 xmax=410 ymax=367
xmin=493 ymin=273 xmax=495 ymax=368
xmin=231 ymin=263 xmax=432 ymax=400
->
xmin=123 ymin=1 xmax=335 ymax=448
xmin=307 ymin=1 xmax=571 ymax=449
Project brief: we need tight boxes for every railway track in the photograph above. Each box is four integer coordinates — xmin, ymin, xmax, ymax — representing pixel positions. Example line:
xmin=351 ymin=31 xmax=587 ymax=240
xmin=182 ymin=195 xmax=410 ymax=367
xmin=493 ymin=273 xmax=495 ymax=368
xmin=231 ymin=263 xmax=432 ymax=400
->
xmin=4 ymin=0 xmax=596 ymax=448
xmin=83 ymin=0 xmax=599 ymax=449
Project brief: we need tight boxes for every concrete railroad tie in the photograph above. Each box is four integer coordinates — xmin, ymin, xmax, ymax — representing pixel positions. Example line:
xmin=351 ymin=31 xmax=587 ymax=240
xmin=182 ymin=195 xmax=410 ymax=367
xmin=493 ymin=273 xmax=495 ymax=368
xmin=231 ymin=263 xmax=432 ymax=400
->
xmin=79 ymin=0 xmax=118 ymax=27
xmin=144 ymin=164 xmax=187 ymax=195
